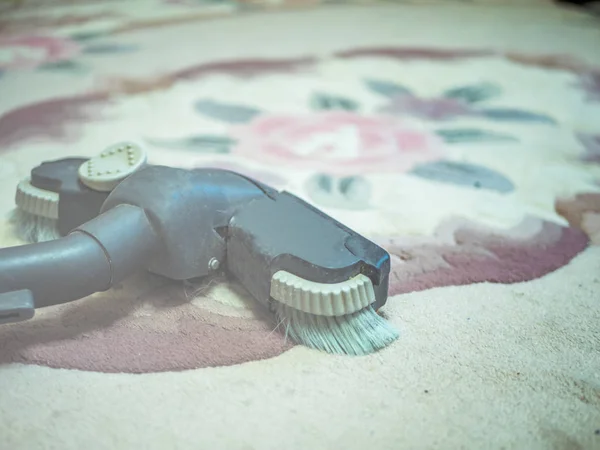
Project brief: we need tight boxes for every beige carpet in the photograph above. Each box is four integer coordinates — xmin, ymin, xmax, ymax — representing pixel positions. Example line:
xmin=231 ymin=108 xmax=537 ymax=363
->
xmin=1 ymin=1 xmax=600 ymax=449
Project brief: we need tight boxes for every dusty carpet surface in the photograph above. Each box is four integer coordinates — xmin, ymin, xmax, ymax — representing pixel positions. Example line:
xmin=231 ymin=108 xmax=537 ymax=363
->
xmin=0 ymin=1 xmax=600 ymax=449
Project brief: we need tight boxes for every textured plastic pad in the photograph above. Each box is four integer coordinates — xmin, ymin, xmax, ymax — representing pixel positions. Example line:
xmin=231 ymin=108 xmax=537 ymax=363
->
xmin=270 ymin=270 xmax=375 ymax=317
xmin=78 ymin=142 xmax=147 ymax=192
xmin=15 ymin=179 xmax=60 ymax=219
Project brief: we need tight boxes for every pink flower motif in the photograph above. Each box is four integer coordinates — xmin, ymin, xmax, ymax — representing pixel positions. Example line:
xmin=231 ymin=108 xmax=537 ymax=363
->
xmin=231 ymin=112 xmax=445 ymax=175
xmin=380 ymin=96 xmax=474 ymax=120
xmin=0 ymin=35 xmax=80 ymax=71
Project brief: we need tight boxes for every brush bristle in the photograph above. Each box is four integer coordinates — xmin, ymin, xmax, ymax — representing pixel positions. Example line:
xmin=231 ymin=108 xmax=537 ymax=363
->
xmin=8 ymin=209 xmax=61 ymax=243
xmin=273 ymin=302 xmax=399 ymax=355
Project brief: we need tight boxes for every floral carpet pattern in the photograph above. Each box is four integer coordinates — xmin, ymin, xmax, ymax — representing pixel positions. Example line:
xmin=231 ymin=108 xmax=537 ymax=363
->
xmin=0 ymin=1 xmax=600 ymax=374
xmin=1 ymin=2 xmax=600 ymax=449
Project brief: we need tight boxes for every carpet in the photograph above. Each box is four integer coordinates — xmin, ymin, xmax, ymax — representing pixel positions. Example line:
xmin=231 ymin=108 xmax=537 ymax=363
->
xmin=1 ymin=1 xmax=600 ymax=449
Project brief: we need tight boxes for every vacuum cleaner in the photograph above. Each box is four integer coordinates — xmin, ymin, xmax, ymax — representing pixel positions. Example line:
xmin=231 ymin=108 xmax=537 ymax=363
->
xmin=1 ymin=142 xmax=398 ymax=355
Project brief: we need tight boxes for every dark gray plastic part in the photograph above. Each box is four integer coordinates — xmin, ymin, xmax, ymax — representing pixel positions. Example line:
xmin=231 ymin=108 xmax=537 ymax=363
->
xmin=1 ymin=165 xmax=391 ymax=325
xmin=0 ymin=205 xmax=158 ymax=323
xmin=0 ymin=290 xmax=35 ymax=324
xmin=0 ymin=232 xmax=111 ymax=312
xmin=100 ymin=165 xmax=273 ymax=280
xmin=29 ymin=157 xmax=109 ymax=235
xmin=227 ymin=191 xmax=390 ymax=311
xmin=75 ymin=204 xmax=158 ymax=286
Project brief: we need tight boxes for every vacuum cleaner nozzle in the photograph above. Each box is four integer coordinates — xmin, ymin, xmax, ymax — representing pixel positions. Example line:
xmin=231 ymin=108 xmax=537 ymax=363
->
xmin=1 ymin=149 xmax=397 ymax=354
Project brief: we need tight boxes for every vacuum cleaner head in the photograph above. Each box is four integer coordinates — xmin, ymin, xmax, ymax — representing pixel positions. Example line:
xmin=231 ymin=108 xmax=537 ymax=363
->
xmin=10 ymin=142 xmax=147 ymax=242
xmin=1 ymin=143 xmax=398 ymax=355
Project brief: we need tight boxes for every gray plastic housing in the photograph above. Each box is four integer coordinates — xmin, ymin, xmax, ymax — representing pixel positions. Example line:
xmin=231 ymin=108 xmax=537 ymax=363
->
xmin=227 ymin=192 xmax=390 ymax=311
xmin=99 ymin=165 xmax=275 ymax=280
xmin=0 ymin=166 xmax=390 ymax=324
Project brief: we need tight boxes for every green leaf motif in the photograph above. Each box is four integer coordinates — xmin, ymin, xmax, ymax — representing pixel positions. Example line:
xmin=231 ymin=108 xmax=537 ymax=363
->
xmin=478 ymin=108 xmax=557 ymax=125
xmin=37 ymin=60 xmax=89 ymax=74
xmin=195 ymin=100 xmax=261 ymax=123
xmin=310 ymin=93 xmax=360 ymax=111
xmin=364 ymin=79 xmax=412 ymax=98
xmin=306 ymin=174 xmax=371 ymax=210
xmin=435 ymin=128 xmax=518 ymax=143
xmin=83 ymin=43 xmax=139 ymax=54
xmin=409 ymin=160 xmax=515 ymax=193
xmin=146 ymin=135 xmax=235 ymax=153
xmin=443 ymin=82 xmax=502 ymax=103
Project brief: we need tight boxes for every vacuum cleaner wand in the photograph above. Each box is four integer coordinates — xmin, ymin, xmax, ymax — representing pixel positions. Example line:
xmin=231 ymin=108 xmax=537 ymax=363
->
xmin=0 ymin=205 xmax=157 ymax=323
xmin=1 ymin=165 xmax=391 ymax=327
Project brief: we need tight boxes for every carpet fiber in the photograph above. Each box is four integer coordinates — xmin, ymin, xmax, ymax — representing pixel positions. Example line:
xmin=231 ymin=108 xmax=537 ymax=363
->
xmin=1 ymin=1 xmax=600 ymax=449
